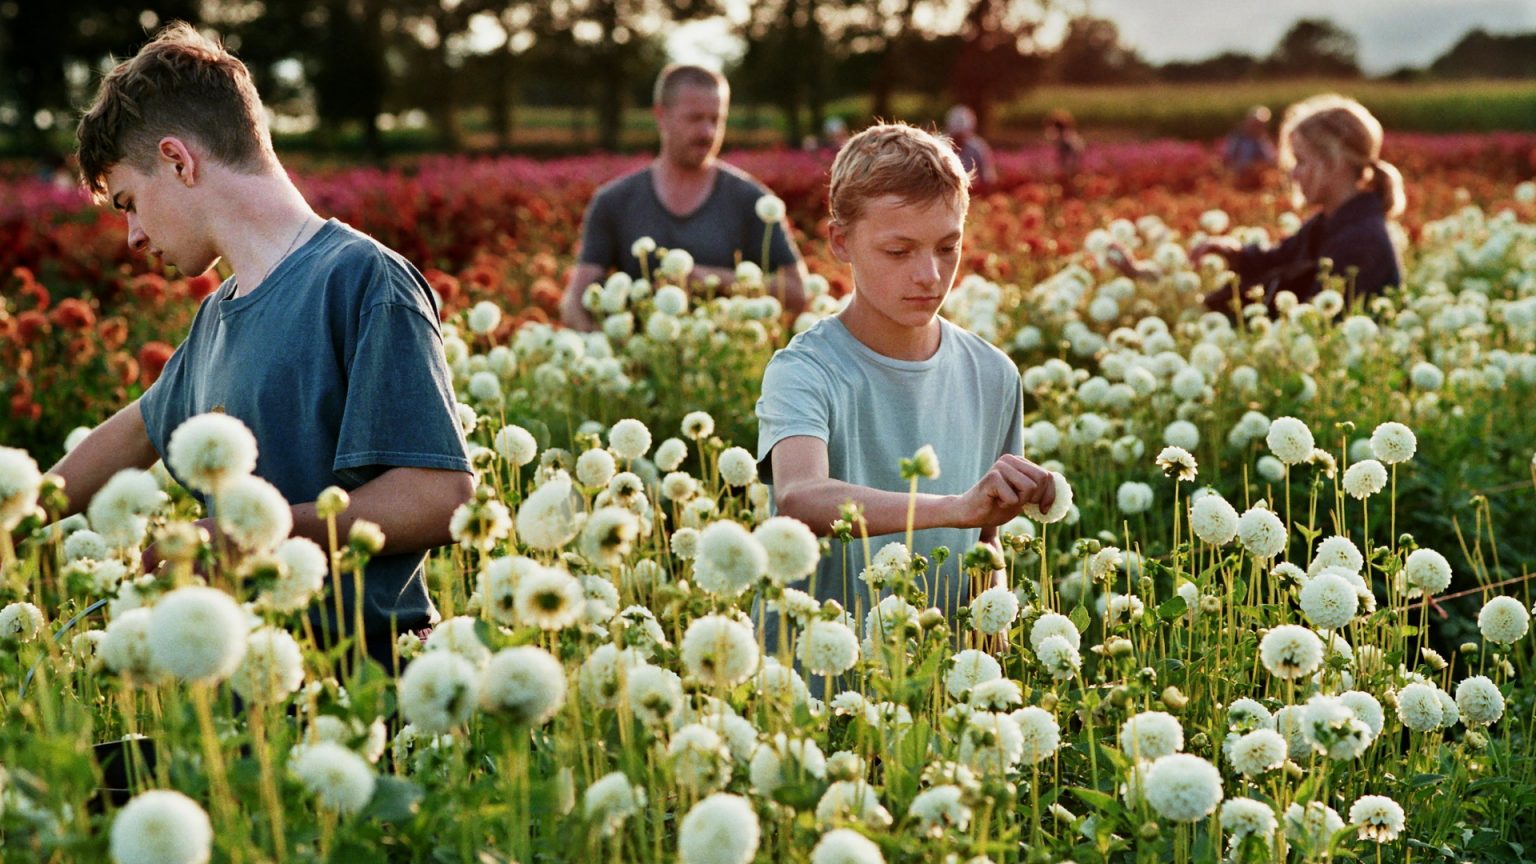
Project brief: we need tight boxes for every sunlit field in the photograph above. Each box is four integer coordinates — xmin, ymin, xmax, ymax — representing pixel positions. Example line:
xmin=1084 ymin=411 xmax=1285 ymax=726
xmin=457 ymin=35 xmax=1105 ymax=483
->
xmin=1 ymin=134 xmax=1535 ymax=862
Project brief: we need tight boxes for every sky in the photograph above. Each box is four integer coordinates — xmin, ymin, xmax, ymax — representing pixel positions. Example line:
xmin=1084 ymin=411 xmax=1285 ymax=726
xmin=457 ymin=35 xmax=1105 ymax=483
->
xmin=668 ymin=0 xmax=1535 ymax=76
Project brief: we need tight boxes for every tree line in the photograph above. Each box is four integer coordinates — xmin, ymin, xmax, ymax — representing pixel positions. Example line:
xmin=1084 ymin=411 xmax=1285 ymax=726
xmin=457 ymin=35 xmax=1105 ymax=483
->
xmin=2 ymin=0 xmax=1531 ymax=159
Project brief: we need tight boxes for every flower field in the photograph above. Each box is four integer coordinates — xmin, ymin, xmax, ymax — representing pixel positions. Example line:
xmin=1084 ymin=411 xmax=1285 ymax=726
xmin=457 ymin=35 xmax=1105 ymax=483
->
xmin=2 ymin=134 xmax=1536 ymax=863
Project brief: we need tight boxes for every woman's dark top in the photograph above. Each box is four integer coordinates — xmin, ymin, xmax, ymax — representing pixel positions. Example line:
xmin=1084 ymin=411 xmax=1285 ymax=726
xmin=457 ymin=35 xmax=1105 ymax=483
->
xmin=1204 ymin=191 xmax=1402 ymax=316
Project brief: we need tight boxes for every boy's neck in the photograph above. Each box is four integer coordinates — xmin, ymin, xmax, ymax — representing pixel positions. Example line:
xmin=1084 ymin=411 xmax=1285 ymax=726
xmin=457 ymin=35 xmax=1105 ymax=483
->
xmin=837 ymin=301 xmax=943 ymax=362
xmin=211 ymin=170 xmax=323 ymax=298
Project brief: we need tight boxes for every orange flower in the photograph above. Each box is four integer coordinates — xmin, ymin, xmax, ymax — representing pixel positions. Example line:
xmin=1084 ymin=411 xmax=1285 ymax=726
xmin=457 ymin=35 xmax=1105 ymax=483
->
xmin=184 ymin=272 xmax=220 ymax=301
xmin=52 ymin=297 xmax=97 ymax=331
xmin=132 ymin=273 xmax=167 ymax=304
xmin=138 ymin=341 xmax=175 ymax=386
xmin=16 ymin=310 xmax=49 ymax=344
xmin=98 ymin=316 xmax=130 ymax=350
xmin=108 ymin=351 xmax=140 ymax=387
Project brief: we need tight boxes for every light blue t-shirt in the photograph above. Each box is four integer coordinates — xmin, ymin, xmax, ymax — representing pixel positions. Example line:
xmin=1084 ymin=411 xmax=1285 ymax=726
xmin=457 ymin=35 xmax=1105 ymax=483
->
xmin=756 ymin=315 xmax=1024 ymax=616
xmin=140 ymin=219 xmax=471 ymax=660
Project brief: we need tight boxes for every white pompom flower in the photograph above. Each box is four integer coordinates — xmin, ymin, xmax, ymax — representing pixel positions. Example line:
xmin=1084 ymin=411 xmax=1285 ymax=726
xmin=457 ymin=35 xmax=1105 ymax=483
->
xmin=754 ymin=516 xmax=820 ymax=585
xmin=1403 ymin=548 xmax=1452 ymax=596
xmin=679 ymin=793 xmax=760 ymax=864
xmin=88 ymin=468 xmax=167 ymax=549
xmin=397 ymin=650 xmax=480 ymax=734
xmin=810 ymin=828 xmax=884 ymax=864
xmin=216 ymin=474 xmax=293 ymax=553
xmin=1266 ymin=417 xmax=1315 ymax=465
xmin=1477 ymin=595 xmax=1529 ymax=644
xmin=515 ymin=472 xmax=579 ymax=551
xmin=970 ymin=585 xmax=1020 ymax=635
xmin=797 ymin=619 xmax=860 ymax=677
xmin=1259 ymin=625 xmax=1323 ymax=680
xmin=1190 ymin=493 xmax=1239 ymax=546
xmin=1455 ymin=675 xmax=1505 ymax=727
xmin=147 ymin=586 xmax=249 ymax=683
xmin=1343 ymin=459 xmax=1388 ymax=499
xmin=1019 ymin=472 xmax=1073 ymax=524
xmin=1236 ymin=506 xmax=1286 ymax=559
xmin=292 ymin=741 xmax=376 ymax=816
xmin=110 ymin=789 xmax=212 ymax=864
xmin=1369 ymin=421 xmax=1416 ymax=464
xmin=680 ymin=614 xmax=759 ymax=687
xmin=1144 ymin=753 xmax=1224 ymax=823
xmin=1120 ymin=711 xmax=1184 ymax=760
xmin=1299 ymin=570 xmax=1359 ymax=630
xmin=608 ymin=418 xmax=652 ymax=461
xmin=1348 ymin=794 xmax=1405 ymax=843
xmin=229 ymin=626 xmax=305 ymax=704
xmin=693 ymin=520 xmax=767 ymax=597
xmin=0 ymin=445 xmax=42 ymax=531
xmin=166 ymin=413 xmax=259 ymax=495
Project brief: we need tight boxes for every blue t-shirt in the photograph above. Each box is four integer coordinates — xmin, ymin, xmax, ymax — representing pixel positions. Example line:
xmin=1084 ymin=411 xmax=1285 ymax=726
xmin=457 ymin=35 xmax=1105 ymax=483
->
xmin=141 ymin=219 xmax=471 ymax=657
xmin=756 ymin=316 xmax=1025 ymax=617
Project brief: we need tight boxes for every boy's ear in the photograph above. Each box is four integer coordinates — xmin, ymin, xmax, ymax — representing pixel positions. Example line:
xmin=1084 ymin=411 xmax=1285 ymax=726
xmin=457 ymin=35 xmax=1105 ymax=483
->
xmin=157 ymin=136 xmax=198 ymax=186
xmin=828 ymin=220 xmax=851 ymax=263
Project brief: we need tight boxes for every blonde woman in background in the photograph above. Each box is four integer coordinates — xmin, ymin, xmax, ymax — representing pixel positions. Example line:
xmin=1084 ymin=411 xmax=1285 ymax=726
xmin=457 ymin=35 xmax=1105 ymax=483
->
xmin=1117 ymin=94 xmax=1405 ymax=317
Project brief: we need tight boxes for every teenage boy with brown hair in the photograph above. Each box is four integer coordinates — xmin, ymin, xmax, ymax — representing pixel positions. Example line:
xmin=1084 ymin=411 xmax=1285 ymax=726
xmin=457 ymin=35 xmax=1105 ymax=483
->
xmin=53 ymin=22 xmax=473 ymax=662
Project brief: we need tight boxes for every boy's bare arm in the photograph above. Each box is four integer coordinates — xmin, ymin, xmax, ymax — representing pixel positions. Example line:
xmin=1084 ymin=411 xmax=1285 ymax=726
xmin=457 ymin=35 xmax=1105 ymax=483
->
xmin=770 ymin=436 xmax=1054 ymax=537
xmin=286 ymin=466 xmax=475 ymax=556
xmin=46 ymin=400 xmax=161 ymax=518
xmin=143 ymin=466 xmax=475 ymax=573
xmin=561 ymin=262 xmax=605 ymax=331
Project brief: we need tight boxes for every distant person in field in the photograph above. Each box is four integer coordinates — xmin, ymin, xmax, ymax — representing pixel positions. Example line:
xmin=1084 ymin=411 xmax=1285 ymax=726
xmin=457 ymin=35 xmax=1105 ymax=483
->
xmin=1044 ymin=109 xmax=1084 ymax=188
xmin=945 ymin=104 xmax=997 ymax=189
xmin=1113 ymin=94 xmax=1404 ymax=316
xmin=561 ymin=64 xmax=807 ymax=331
xmin=757 ymin=123 xmax=1056 ymax=624
xmin=1223 ymin=105 xmax=1277 ymax=186
xmin=53 ymin=23 xmax=473 ymax=664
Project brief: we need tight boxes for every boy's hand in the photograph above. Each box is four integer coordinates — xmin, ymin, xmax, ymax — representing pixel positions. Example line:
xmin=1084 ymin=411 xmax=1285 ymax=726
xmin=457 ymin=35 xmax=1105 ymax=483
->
xmin=1106 ymin=242 xmax=1159 ymax=281
xmin=952 ymin=455 xmax=1056 ymax=529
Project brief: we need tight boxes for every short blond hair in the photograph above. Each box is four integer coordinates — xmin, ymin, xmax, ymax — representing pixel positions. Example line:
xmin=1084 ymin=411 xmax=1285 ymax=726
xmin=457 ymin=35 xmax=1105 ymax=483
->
xmin=1279 ymin=94 xmax=1404 ymax=218
xmin=828 ymin=123 xmax=970 ymax=227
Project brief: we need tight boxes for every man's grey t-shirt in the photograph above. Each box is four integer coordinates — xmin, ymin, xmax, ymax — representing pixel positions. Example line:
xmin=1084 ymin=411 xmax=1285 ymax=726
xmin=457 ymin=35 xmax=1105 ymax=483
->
xmin=756 ymin=316 xmax=1024 ymax=616
xmin=140 ymin=219 xmax=471 ymax=658
xmin=578 ymin=163 xmax=800 ymax=279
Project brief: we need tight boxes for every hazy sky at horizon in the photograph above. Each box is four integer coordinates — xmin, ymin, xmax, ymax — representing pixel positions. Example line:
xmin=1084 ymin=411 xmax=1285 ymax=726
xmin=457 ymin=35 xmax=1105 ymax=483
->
xmin=668 ymin=0 xmax=1535 ymax=76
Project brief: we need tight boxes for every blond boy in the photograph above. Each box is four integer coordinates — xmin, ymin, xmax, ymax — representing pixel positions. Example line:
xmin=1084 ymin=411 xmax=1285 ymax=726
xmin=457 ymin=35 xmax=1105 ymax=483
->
xmin=756 ymin=124 xmax=1054 ymax=617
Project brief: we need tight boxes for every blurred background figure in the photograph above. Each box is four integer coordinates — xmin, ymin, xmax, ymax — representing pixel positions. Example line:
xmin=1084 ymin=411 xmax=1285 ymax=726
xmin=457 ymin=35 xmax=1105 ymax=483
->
xmin=1223 ymin=105 xmax=1277 ymax=186
xmin=821 ymin=115 xmax=851 ymax=152
xmin=946 ymin=104 xmax=998 ymax=189
xmin=1113 ymin=94 xmax=1404 ymax=318
xmin=1044 ymin=109 xmax=1084 ymax=191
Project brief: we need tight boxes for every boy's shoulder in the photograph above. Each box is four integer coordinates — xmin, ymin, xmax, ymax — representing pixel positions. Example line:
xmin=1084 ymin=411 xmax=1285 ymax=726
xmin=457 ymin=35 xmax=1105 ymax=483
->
xmin=938 ymin=317 xmax=1018 ymax=377
xmin=766 ymin=317 xmax=847 ymax=376
xmin=303 ymin=221 xmax=438 ymax=315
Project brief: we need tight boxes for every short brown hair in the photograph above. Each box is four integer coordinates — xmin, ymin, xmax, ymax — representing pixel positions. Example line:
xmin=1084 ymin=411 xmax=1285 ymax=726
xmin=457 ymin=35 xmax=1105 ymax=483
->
xmin=653 ymin=64 xmax=728 ymax=108
xmin=76 ymin=22 xmax=274 ymax=200
xmin=828 ymin=123 xmax=970 ymax=227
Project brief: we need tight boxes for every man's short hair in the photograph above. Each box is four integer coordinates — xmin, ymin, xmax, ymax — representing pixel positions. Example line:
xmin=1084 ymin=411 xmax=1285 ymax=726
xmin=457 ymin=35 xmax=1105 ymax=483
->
xmin=76 ymin=22 xmax=273 ymax=200
xmin=653 ymin=64 xmax=728 ymax=108
xmin=828 ymin=123 xmax=970 ymax=227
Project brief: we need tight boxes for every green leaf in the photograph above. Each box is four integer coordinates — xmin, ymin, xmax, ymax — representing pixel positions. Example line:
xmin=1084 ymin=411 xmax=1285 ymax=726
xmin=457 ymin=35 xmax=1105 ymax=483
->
xmin=1069 ymin=604 xmax=1091 ymax=634
xmin=1069 ymin=786 xmax=1119 ymax=813
xmin=1157 ymin=595 xmax=1188 ymax=619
